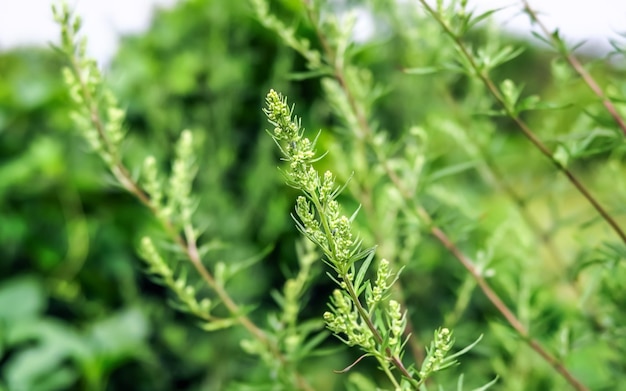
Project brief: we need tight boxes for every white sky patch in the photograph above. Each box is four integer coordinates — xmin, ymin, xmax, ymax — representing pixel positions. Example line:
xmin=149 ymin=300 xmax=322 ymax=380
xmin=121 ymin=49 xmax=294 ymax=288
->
xmin=0 ymin=0 xmax=625 ymax=64
xmin=0 ymin=0 xmax=178 ymax=65
xmin=473 ymin=0 xmax=626 ymax=55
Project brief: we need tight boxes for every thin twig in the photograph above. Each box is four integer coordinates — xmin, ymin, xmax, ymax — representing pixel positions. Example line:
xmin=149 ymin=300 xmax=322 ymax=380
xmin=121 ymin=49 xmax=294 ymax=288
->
xmin=412 ymin=2 xmax=597 ymax=390
xmin=436 ymin=85 xmax=569 ymax=271
xmin=65 ymin=25 xmax=314 ymax=391
xmin=417 ymin=0 xmax=626 ymax=246
xmin=521 ymin=0 xmax=626 ymax=137
xmin=380 ymin=147 xmax=589 ymax=391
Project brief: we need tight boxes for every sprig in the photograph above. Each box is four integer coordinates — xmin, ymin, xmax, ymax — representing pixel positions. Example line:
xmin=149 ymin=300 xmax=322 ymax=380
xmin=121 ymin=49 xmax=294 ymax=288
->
xmin=264 ymin=89 xmax=474 ymax=389
xmin=411 ymin=2 xmax=595 ymax=390
xmin=521 ymin=0 xmax=626 ymax=137
xmin=415 ymin=0 xmax=626 ymax=247
xmin=53 ymin=3 xmax=314 ymax=389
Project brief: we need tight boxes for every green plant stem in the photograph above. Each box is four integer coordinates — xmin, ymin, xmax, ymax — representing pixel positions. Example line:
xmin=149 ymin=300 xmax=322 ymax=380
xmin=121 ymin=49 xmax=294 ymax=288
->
xmin=310 ymin=191 xmax=418 ymax=388
xmin=416 ymin=0 xmax=626 ymax=247
xmin=521 ymin=0 xmax=626 ymax=137
xmin=65 ymin=37 xmax=314 ymax=391
xmin=343 ymin=269 xmax=411 ymax=387
xmin=302 ymin=0 xmax=426 ymax=368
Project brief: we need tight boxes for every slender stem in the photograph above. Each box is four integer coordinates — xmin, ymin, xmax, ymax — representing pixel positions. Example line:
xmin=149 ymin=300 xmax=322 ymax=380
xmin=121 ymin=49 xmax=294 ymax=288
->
xmin=66 ymin=33 xmax=314 ymax=391
xmin=421 ymin=212 xmax=589 ymax=391
xmin=521 ymin=0 xmax=626 ymax=137
xmin=303 ymin=0 xmax=426 ymax=367
xmin=343 ymin=269 xmax=418 ymax=387
xmin=436 ymin=85 xmax=568 ymax=271
xmin=436 ymin=86 xmax=588 ymax=306
xmin=380 ymin=364 xmax=402 ymax=389
xmin=417 ymin=0 xmax=626 ymax=245
xmin=409 ymin=2 xmax=593 ymax=390
xmin=312 ymin=191 xmax=418 ymax=388
xmin=379 ymin=107 xmax=591 ymax=391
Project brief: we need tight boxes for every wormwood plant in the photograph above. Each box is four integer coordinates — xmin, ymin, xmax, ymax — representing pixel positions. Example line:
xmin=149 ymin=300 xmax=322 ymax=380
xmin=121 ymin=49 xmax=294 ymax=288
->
xmin=50 ymin=0 xmax=626 ymax=389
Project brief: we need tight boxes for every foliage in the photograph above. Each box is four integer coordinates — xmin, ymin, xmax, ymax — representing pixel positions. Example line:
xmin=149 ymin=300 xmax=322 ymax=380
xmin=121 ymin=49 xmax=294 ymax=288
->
xmin=1 ymin=0 xmax=626 ymax=390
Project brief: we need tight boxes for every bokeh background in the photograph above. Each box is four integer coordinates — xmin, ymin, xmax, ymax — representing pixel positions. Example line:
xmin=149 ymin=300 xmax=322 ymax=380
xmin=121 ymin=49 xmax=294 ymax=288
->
xmin=1 ymin=1 xmax=625 ymax=390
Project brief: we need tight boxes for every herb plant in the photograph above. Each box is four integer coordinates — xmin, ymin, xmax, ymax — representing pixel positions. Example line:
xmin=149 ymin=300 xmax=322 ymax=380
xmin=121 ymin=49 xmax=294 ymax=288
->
xmin=28 ymin=0 xmax=626 ymax=389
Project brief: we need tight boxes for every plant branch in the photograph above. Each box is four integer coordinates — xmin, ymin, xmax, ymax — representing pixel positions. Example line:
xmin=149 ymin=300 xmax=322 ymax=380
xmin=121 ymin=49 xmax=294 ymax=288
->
xmin=416 ymin=0 xmax=626 ymax=246
xmin=344 ymin=272 xmax=415 ymax=387
xmin=310 ymin=191 xmax=416 ymax=387
xmin=421 ymin=213 xmax=589 ymax=391
xmin=521 ymin=0 xmax=626 ymax=137
xmin=407 ymin=2 xmax=599 ymax=389
xmin=75 ymin=74 xmax=312 ymax=391
xmin=59 ymin=10 xmax=312 ymax=390
xmin=436 ymin=85 xmax=570 ymax=272
xmin=372 ymin=135 xmax=590 ymax=391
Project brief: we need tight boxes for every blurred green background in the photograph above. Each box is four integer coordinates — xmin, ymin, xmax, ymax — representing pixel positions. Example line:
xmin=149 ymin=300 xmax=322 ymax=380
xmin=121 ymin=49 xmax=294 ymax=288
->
xmin=1 ymin=0 xmax=625 ymax=390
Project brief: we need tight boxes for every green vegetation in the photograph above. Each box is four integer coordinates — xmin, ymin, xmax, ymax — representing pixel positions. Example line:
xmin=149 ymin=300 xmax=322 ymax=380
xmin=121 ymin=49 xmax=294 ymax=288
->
xmin=1 ymin=0 xmax=625 ymax=390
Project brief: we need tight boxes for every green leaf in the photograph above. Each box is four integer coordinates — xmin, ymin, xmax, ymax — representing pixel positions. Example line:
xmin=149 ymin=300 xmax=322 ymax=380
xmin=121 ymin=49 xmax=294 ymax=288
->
xmin=287 ymin=68 xmax=332 ymax=80
xmin=491 ymin=46 xmax=525 ymax=69
xmin=296 ymin=329 xmax=330 ymax=359
xmin=500 ymin=79 xmax=523 ymax=112
xmin=447 ymin=334 xmax=483 ymax=361
xmin=427 ymin=160 xmax=478 ymax=183
xmin=3 ymin=344 xmax=78 ymax=391
xmin=353 ymin=250 xmax=375 ymax=293
xmin=2 ymin=319 xmax=87 ymax=391
xmin=200 ymin=317 xmax=239 ymax=332
xmin=404 ymin=66 xmax=441 ymax=75
xmin=553 ymin=144 xmax=570 ymax=168
xmin=88 ymin=307 xmax=150 ymax=367
xmin=464 ymin=9 xmax=502 ymax=33
xmin=0 ymin=276 xmax=45 ymax=321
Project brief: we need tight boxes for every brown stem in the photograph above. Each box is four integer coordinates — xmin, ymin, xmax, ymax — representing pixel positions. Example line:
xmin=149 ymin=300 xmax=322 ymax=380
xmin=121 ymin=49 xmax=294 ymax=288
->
xmin=298 ymin=1 xmax=592 ymax=389
xmin=413 ymin=2 xmax=594 ymax=390
xmin=521 ymin=0 xmax=626 ymax=137
xmin=380 ymin=141 xmax=590 ymax=391
xmin=67 ymin=34 xmax=314 ymax=391
xmin=417 ymin=0 xmax=626 ymax=246
xmin=437 ymin=85 xmax=568 ymax=270
xmin=422 ymin=213 xmax=589 ymax=391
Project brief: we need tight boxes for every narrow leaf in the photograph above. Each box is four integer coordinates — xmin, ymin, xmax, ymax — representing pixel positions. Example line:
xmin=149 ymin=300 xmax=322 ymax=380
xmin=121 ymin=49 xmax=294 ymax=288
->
xmin=354 ymin=250 xmax=376 ymax=291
